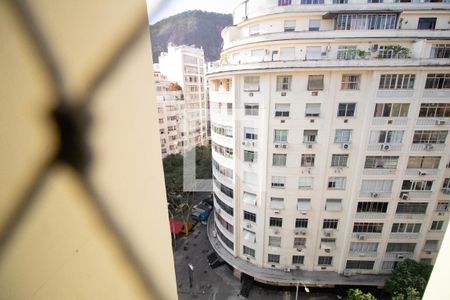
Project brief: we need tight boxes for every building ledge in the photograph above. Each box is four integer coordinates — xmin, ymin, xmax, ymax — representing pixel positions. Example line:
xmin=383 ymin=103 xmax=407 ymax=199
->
xmin=207 ymin=213 xmax=389 ymax=287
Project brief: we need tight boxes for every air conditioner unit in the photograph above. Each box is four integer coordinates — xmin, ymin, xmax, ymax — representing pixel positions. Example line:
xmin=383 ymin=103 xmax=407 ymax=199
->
xmin=249 ymin=92 xmax=254 ymax=97
xmin=371 ymin=44 xmax=379 ymax=52
xmin=343 ymin=269 xmax=353 ymax=277
xmin=300 ymin=229 xmax=307 ymax=235
xmin=246 ymin=223 xmax=252 ymax=229
xmin=216 ymin=207 xmax=221 ymax=214
xmin=425 ymin=144 xmax=434 ymax=151
xmin=442 ymin=188 xmax=450 ymax=195
xmin=357 ymin=235 xmax=365 ymax=241
xmin=284 ymin=267 xmax=291 ymax=272
xmin=246 ymin=256 xmax=251 ymax=261
xmin=370 ymin=192 xmax=379 ymax=198
xmin=418 ymin=170 xmax=427 ymax=176
xmin=438 ymin=212 xmax=445 ymax=216
xmin=359 ymin=253 xmax=366 ymax=257
xmin=397 ymin=254 xmax=404 ymax=260
xmin=281 ymin=144 xmax=288 ymax=149
xmin=274 ymin=144 xmax=280 ymax=148
xmin=301 ymin=210 xmax=307 ymax=215
xmin=274 ymin=209 xmax=280 ymax=214
xmin=294 ymin=230 xmax=300 ymax=235
xmin=381 ymin=143 xmax=392 ymax=151
xmin=273 ymin=229 xmax=279 ymax=234
xmin=342 ymin=143 xmax=351 ymax=150
xmin=400 ymin=192 xmax=409 ymax=200
xmin=242 ymin=141 xmax=246 ymax=146
xmin=297 ymin=247 xmax=303 ymax=252
xmin=251 ymin=141 xmax=256 ymax=146
xmin=324 ymin=231 xmax=332 ymax=237
xmin=281 ymin=92 xmax=286 ymax=96
xmin=436 ymin=120 xmax=445 ymax=125
xmin=325 ymin=249 xmax=331 ymax=253
xmin=306 ymin=143 xmax=313 ymax=149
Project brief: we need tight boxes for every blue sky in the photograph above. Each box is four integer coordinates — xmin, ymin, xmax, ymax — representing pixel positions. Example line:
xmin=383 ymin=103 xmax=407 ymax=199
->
xmin=147 ymin=0 xmax=241 ymax=24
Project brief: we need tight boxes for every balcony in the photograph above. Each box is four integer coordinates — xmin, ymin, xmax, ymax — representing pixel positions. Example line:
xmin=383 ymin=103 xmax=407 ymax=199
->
xmin=410 ymin=143 xmax=446 ymax=152
xmin=422 ymin=89 xmax=450 ymax=99
xmin=416 ymin=118 xmax=450 ymax=126
xmin=371 ymin=118 xmax=408 ymax=126
xmin=359 ymin=191 xmax=392 ymax=198
xmin=400 ymin=191 xmax=433 ymax=200
xmin=367 ymin=143 xmax=402 ymax=152
xmin=207 ymin=57 xmax=449 ymax=75
xmin=351 ymin=233 xmax=382 ymax=240
xmin=376 ymin=90 xmax=414 ymax=98
xmin=363 ymin=168 xmax=397 ymax=176
xmin=404 ymin=169 xmax=439 ymax=176
xmin=389 ymin=233 xmax=420 ymax=240
xmin=355 ymin=212 xmax=387 ymax=219
xmin=384 ymin=252 xmax=414 ymax=260
xmin=348 ymin=251 xmax=378 ymax=258
xmin=395 ymin=213 xmax=426 ymax=220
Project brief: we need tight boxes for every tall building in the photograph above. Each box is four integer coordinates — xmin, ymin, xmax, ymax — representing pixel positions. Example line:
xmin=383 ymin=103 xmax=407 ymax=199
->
xmin=154 ymin=65 xmax=185 ymax=157
xmin=159 ymin=44 xmax=209 ymax=150
xmin=206 ymin=0 xmax=450 ymax=287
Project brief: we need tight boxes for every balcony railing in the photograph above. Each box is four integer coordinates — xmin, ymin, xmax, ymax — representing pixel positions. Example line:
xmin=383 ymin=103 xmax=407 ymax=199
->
xmin=395 ymin=213 xmax=426 ymax=220
xmin=371 ymin=118 xmax=408 ymax=126
xmin=367 ymin=143 xmax=402 ymax=152
xmin=384 ymin=252 xmax=414 ymax=260
xmin=416 ymin=118 xmax=450 ymax=126
xmin=355 ymin=212 xmax=387 ymax=219
xmin=348 ymin=251 xmax=378 ymax=258
xmin=404 ymin=169 xmax=439 ymax=176
xmin=351 ymin=233 xmax=382 ymax=240
xmin=422 ymin=90 xmax=450 ymax=98
xmin=389 ymin=233 xmax=420 ymax=240
xmin=410 ymin=143 xmax=446 ymax=152
xmin=363 ymin=169 xmax=397 ymax=176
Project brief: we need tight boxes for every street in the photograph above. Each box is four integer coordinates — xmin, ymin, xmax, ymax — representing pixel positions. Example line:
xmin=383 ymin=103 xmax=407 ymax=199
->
xmin=172 ymin=222 xmax=339 ymax=300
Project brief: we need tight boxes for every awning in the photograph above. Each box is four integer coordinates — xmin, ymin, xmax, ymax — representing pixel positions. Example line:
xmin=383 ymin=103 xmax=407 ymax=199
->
xmin=169 ymin=219 xmax=184 ymax=234
xmin=243 ymin=229 xmax=256 ymax=243
xmin=243 ymin=192 xmax=257 ymax=205
xmin=270 ymin=199 xmax=285 ymax=209
xmin=297 ymin=200 xmax=311 ymax=211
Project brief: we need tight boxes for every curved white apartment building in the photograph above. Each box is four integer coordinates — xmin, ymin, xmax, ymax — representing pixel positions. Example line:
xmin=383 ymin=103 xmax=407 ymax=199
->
xmin=206 ymin=0 xmax=450 ymax=287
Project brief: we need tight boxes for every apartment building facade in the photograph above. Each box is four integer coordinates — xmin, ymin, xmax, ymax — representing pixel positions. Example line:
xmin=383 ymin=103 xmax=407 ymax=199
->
xmin=206 ymin=0 xmax=450 ymax=286
xmin=159 ymin=44 xmax=209 ymax=149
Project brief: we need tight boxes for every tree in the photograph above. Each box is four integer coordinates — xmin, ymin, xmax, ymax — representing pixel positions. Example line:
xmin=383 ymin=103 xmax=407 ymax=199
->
xmin=347 ymin=288 xmax=377 ymax=300
xmin=392 ymin=287 xmax=420 ymax=300
xmin=162 ymin=153 xmax=184 ymax=194
xmin=385 ymin=259 xmax=433 ymax=299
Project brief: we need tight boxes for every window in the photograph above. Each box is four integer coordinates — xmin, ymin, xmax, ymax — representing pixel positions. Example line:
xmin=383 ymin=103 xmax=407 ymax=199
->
xmin=335 ymin=14 xmax=397 ymax=30
xmin=276 ymin=75 xmax=292 ymax=91
xmin=298 ymin=178 xmax=313 ymax=189
xmin=305 ymin=103 xmax=321 ymax=117
xmin=353 ymin=222 xmax=383 ymax=233
xmin=212 ymin=142 xmax=233 ymax=158
xmin=279 ymin=0 xmax=292 ymax=5
xmin=280 ymin=47 xmax=296 ymax=60
xmin=297 ymin=198 xmax=312 ymax=211
xmin=361 ymin=180 xmax=393 ymax=193
xmin=431 ymin=221 xmax=444 ymax=231
xmin=331 ymin=154 xmax=349 ymax=167
xmin=268 ymin=254 xmax=280 ymax=263
xmin=413 ymin=130 xmax=448 ymax=144
xmin=430 ymin=44 xmax=450 ymax=58
xmin=391 ymin=223 xmax=421 ymax=233
xmin=217 ymin=228 xmax=234 ymax=250
xmin=309 ymin=19 xmax=321 ymax=31
xmin=337 ymin=103 xmax=356 ymax=117
xmin=249 ymin=24 xmax=260 ymax=36
xmin=244 ymin=104 xmax=259 ymax=116
xmin=443 ymin=178 xmax=450 ymax=189
xmin=379 ymin=74 xmax=415 ymax=89
xmin=244 ymin=127 xmax=258 ymax=140
xmin=407 ymin=156 xmax=440 ymax=169
xmin=271 ymin=176 xmax=286 ymax=188
xmin=216 ymin=213 xmax=234 ymax=233
xmin=436 ymin=201 xmax=449 ymax=212
xmin=357 ymin=202 xmax=388 ymax=213
xmin=346 ymin=260 xmax=375 ymax=270
xmin=294 ymin=238 xmax=306 ymax=248
xmin=292 ymin=255 xmax=304 ymax=264
xmin=243 ymin=229 xmax=256 ymax=243
xmin=301 ymin=154 xmax=315 ymax=167
xmin=337 ymin=46 xmax=357 ymax=60
xmin=243 ymin=246 xmax=255 ymax=257
xmin=274 ymin=129 xmax=288 ymax=143
xmin=418 ymin=18 xmax=436 ymax=30
xmin=270 ymin=197 xmax=284 ymax=210
xmin=284 ymin=20 xmax=296 ymax=32
xmin=303 ymin=130 xmax=318 ymax=143
xmin=323 ymin=219 xmax=339 ymax=229
xmin=349 ymin=242 xmax=378 ymax=253
xmin=333 ymin=0 xmax=348 ymax=3
xmin=269 ymin=236 xmax=281 ymax=247
xmin=364 ymin=156 xmax=399 ymax=169
xmin=325 ymin=199 xmax=342 ymax=211
xmin=424 ymin=240 xmax=439 ymax=252
xmin=318 ymin=256 xmax=333 ymax=265
xmin=243 ymin=192 xmax=257 ymax=206
xmin=270 ymin=217 xmax=283 ymax=227
xmin=369 ymin=130 xmax=404 ymax=144
xmin=244 ymin=150 xmax=257 ymax=163
xmin=425 ymin=74 xmax=450 ymax=89
xmin=328 ymin=177 xmax=346 ymax=189
xmin=419 ymin=103 xmax=450 ymax=118
xmin=243 ymin=76 xmax=260 ymax=92
xmin=334 ymin=129 xmax=352 ymax=143
xmin=214 ymin=193 xmax=234 ymax=216
xmin=396 ymin=202 xmax=428 ymax=214
xmin=212 ymin=123 xmax=233 ymax=138
xmin=373 ymin=103 xmax=410 ymax=117
xmin=213 ymin=176 xmax=234 ymax=198
xmin=308 ymin=75 xmax=324 ymax=91
xmin=321 ymin=238 xmax=336 ymax=250
xmin=213 ymin=159 xmax=233 ymax=179
xmin=301 ymin=0 xmax=324 ymax=3
xmin=272 ymin=153 xmax=287 ymax=166
xmin=401 ymin=180 xmax=433 ymax=191
xmin=244 ymin=211 xmax=256 ymax=222
xmin=295 ymin=218 xmax=308 ymax=228
xmin=275 ymin=104 xmax=290 ymax=117
xmin=341 ymin=74 xmax=360 ymax=90
xmin=386 ymin=243 xmax=416 ymax=253
xmin=306 ymin=46 xmax=322 ymax=60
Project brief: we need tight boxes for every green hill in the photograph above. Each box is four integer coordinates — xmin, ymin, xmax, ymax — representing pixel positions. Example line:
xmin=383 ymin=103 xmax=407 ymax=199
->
xmin=150 ymin=10 xmax=232 ymax=62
